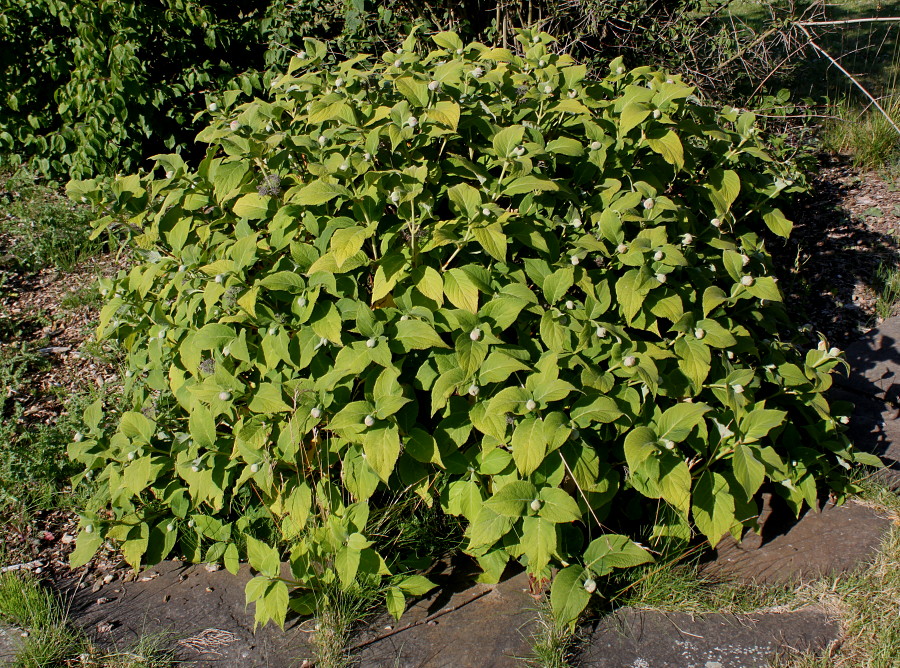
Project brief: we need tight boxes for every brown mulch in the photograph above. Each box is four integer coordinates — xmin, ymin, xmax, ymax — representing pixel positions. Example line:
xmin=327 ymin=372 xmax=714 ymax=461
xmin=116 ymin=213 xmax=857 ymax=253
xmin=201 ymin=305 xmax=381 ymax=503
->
xmin=776 ymin=153 xmax=900 ymax=347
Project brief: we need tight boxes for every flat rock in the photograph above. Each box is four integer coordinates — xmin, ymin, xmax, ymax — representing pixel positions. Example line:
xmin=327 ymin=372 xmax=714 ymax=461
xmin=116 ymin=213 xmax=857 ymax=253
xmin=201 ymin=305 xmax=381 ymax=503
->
xmin=577 ymin=606 xmax=838 ymax=667
xmin=58 ymin=561 xmax=312 ymax=667
xmin=701 ymin=499 xmax=894 ymax=584
xmin=837 ymin=316 xmax=900 ymax=402
xmin=356 ymin=568 xmax=536 ymax=667
xmin=0 ymin=625 xmax=24 ymax=664
xmin=830 ymin=386 xmax=900 ymax=489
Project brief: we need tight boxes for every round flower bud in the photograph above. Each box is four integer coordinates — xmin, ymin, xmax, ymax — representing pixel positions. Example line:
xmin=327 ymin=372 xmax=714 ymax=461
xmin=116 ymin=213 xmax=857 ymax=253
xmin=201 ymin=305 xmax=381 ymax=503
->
xmin=218 ymin=391 xmax=231 ymax=401
xmin=400 ymin=315 xmax=409 ymax=321
xmin=741 ymin=254 xmax=751 ymax=266
xmin=339 ymin=163 xmax=348 ymax=171
xmin=310 ymin=407 xmax=322 ymax=419
xmin=187 ymin=519 xmax=195 ymax=528
xmin=643 ymin=198 xmax=655 ymax=210
xmin=590 ymin=141 xmax=602 ymax=150
xmin=732 ymin=384 xmax=744 ymax=394
xmin=296 ymin=296 xmax=307 ymax=307
xmin=623 ymin=356 xmax=637 ymax=367
xmin=727 ymin=350 xmax=735 ymax=360
xmin=393 ymin=59 xmax=402 ymax=67
xmin=840 ymin=415 xmax=850 ymax=424
xmin=829 ymin=347 xmax=840 ymax=357
xmin=390 ymin=191 xmax=401 ymax=203
xmin=364 ymin=152 xmax=371 ymax=161
xmin=681 ymin=233 xmax=693 ymax=245
xmin=428 ymin=80 xmax=440 ymax=91
xmin=468 ymin=384 xmax=480 ymax=396
xmin=214 ymin=274 xmax=224 ymax=284
xmin=250 ymin=463 xmax=260 ymax=473
xmin=125 ymin=370 xmax=134 ymax=378
xmin=530 ymin=499 xmax=542 ymax=511
xmin=265 ymin=124 xmax=273 ymax=132
xmin=617 ymin=243 xmax=628 ymax=254
xmin=208 ymin=103 xmax=217 ymax=112
xmin=191 ymin=464 xmax=200 ymax=472
xmin=407 ymin=116 xmax=418 ymax=127
xmin=73 ymin=432 xmax=83 ymax=443
xmin=570 ymin=255 xmax=580 ymax=266
xmin=317 ymin=135 xmax=327 ymax=145
xmin=482 ymin=208 xmax=491 ymax=216
xmin=364 ymin=415 xmax=375 ymax=427
xmin=584 ymin=578 xmax=597 ymax=593
xmin=470 ymin=328 xmax=482 ymax=341
xmin=165 ymin=170 xmax=175 ymax=179
xmin=538 ymin=59 xmax=546 ymax=67
xmin=818 ymin=340 xmax=827 ymax=351
xmin=472 ymin=67 xmax=484 ymax=78
xmin=166 ymin=523 xmax=175 ymax=532
xmin=565 ymin=300 xmax=575 ymax=310
xmin=543 ymin=84 xmax=553 ymax=94
xmin=158 ymin=329 xmax=166 ymax=340
xmin=711 ymin=218 xmax=722 ymax=228
xmin=654 ymin=251 xmax=664 ymax=261
xmin=652 ymin=109 xmax=662 ymax=119
xmin=572 ymin=217 xmax=582 ymax=228
xmin=366 ymin=338 xmax=377 ymax=348
xmin=596 ymin=326 xmax=607 ymax=338
xmin=525 ymin=399 xmax=537 ymax=412
xmin=297 ymin=50 xmax=306 ymax=59
xmin=84 ymin=524 xmax=94 ymax=534
xmin=533 ymin=35 xmax=541 ymax=43
xmin=694 ymin=328 xmax=706 ymax=339
xmin=741 ymin=275 xmax=755 ymax=287
xmin=662 ymin=439 xmax=675 ymax=450
xmin=456 ymin=48 xmax=464 ymax=54
xmin=656 ymin=273 xmax=667 ymax=284
xmin=229 ymin=120 xmax=240 ymax=131
xmin=334 ymin=77 xmax=343 ymax=88
xmin=127 ymin=451 xmax=136 ymax=461
xmin=222 ymin=346 xmax=230 ymax=357
xmin=513 ymin=146 xmax=525 ymax=156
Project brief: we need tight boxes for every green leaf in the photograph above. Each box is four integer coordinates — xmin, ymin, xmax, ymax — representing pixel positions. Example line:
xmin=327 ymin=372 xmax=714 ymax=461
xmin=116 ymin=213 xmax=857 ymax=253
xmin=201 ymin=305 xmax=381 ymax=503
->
xmin=485 ymin=480 xmax=537 ymax=517
xmin=447 ymin=183 xmax=481 ymax=219
xmin=248 ymin=383 xmax=292 ymax=413
xmin=330 ymin=226 xmax=369 ymax=268
xmin=479 ymin=352 xmax=530 ymax=384
xmin=386 ymin=587 xmax=406 ymax=621
xmin=571 ymin=395 xmax=622 ymax=426
xmin=472 ymin=222 xmax=507 ymax=262
xmin=733 ymin=444 xmax=765 ymax=498
xmin=550 ymin=566 xmax=591 ymax=630
xmin=259 ymin=271 xmax=305 ymax=292
xmin=702 ymin=286 xmax=727 ymax=316
xmin=294 ymin=180 xmax=350 ymax=206
xmin=397 ymin=574 xmax=436 ymax=596
xmin=619 ymin=102 xmax=651 ymax=135
xmin=674 ymin=336 xmax=711 ymax=387
xmin=616 ymin=269 xmax=650 ymax=323
xmin=246 ymin=536 xmax=280 ymax=578
xmin=512 ymin=417 xmax=548 ymax=475
xmin=645 ymin=128 xmax=684 ymax=170
xmin=583 ymin=534 xmax=653 ymax=575
xmin=444 ymin=268 xmax=479 ymax=313
xmin=521 ymin=516 xmax=556 ymax=574
xmin=503 ymin=175 xmax=559 ymax=195
xmin=493 ymin=125 xmax=525 ymax=158
xmin=656 ymin=403 xmax=710 ymax=443
xmin=543 ymin=267 xmax=574 ymax=304
xmin=741 ymin=408 xmax=786 ymax=443
xmin=467 ymin=506 xmax=514 ymax=548
xmin=362 ymin=425 xmax=402 ymax=481
xmin=232 ymin=193 xmax=271 ymax=220
xmin=394 ymin=319 xmax=449 ymax=350
xmin=545 ymin=137 xmax=583 ymax=156
xmin=69 ymin=529 xmax=102 ymax=568
xmin=623 ymin=426 xmax=657 ymax=470
xmin=194 ymin=323 xmax=235 ymax=350
xmin=692 ymin=471 xmax=736 ymax=546
xmin=706 ymin=168 xmax=740 ymax=215
xmin=762 ymin=207 xmax=792 ymax=238
xmin=538 ymin=488 xmax=582 ymax=523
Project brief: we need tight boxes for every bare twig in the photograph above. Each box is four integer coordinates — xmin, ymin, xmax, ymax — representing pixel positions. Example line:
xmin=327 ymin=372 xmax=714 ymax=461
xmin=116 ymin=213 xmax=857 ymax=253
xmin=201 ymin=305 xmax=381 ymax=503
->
xmin=799 ymin=17 xmax=900 ymax=27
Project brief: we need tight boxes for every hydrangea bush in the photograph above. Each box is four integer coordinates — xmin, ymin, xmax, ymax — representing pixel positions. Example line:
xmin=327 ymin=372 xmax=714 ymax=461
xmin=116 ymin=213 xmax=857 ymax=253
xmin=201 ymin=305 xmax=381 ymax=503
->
xmin=67 ymin=29 xmax=877 ymax=628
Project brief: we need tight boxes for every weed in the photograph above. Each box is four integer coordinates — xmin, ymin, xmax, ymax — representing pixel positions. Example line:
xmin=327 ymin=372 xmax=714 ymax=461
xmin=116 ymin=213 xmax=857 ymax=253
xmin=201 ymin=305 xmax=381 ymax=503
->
xmin=0 ymin=168 xmax=102 ymax=273
xmin=872 ymin=259 xmax=900 ymax=322
xmin=59 ymin=283 xmax=103 ymax=312
xmin=0 ymin=572 xmax=176 ymax=667
xmin=311 ymin=580 xmax=384 ymax=668
xmin=821 ymin=96 xmax=900 ymax=170
xmin=527 ymin=599 xmax=575 ymax=668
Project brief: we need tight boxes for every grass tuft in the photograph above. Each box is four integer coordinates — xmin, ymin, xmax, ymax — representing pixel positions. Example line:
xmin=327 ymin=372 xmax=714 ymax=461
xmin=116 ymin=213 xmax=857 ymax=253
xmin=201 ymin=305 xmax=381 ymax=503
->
xmin=821 ymin=96 xmax=900 ymax=171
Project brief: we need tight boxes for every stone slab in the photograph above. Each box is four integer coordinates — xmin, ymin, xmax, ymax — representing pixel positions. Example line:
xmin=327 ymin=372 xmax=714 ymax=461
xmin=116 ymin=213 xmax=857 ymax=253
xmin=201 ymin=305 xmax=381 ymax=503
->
xmin=355 ymin=569 xmax=536 ymax=667
xmin=701 ymin=499 xmax=894 ymax=584
xmin=0 ymin=625 xmax=24 ymax=665
xmin=59 ymin=561 xmax=312 ymax=667
xmin=837 ymin=316 xmax=900 ymax=402
xmin=577 ymin=606 xmax=838 ymax=667
xmin=830 ymin=386 xmax=900 ymax=489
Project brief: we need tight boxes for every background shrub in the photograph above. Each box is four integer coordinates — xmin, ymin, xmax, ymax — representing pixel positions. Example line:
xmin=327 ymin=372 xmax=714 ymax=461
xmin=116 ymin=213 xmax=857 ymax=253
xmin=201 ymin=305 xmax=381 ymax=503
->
xmin=66 ymin=30 xmax=875 ymax=628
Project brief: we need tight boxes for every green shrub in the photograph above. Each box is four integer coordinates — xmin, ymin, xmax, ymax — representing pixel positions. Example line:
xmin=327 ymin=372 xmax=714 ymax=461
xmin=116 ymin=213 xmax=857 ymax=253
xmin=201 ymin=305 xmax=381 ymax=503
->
xmin=67 ymin=29 xmax=876 ymax=629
